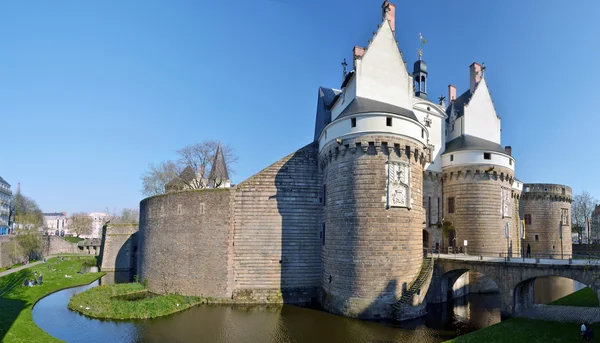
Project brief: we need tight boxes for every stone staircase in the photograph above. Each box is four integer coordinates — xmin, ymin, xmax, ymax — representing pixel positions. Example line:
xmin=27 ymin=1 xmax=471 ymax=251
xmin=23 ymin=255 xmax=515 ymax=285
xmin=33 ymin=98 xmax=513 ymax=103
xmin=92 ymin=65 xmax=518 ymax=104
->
xmin=393 ymin=256 xmax=434 ymax=309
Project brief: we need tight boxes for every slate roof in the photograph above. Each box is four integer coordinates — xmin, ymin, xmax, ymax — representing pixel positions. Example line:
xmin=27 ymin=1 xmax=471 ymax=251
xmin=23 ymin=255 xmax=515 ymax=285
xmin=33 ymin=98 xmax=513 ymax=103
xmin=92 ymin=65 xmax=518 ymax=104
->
xmin=444 ymin=134 xmax=506 ymax=154
xmin=338 ymin=97 xmax=418 ymax=121
xmin=313 ymin=86 xmax=341 ymax=141
xmin=209 ymin=143 xmax=229 ymax=181
xmin=445 ymin=90 xmax=472 ymax=123
xmin=0 ymin=176 xmax=9 ymax=187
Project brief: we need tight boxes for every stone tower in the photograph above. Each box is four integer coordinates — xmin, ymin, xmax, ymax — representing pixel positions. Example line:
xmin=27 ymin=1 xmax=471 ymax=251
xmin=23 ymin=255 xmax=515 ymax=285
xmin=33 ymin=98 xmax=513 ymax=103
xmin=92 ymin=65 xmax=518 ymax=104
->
xmin=316 ymin=1 xmax=429 ymax=319
xmin=442 ymin=63 xmax=521 ymax=256
xmin=519 ymin=183 xmax=572 ymax=258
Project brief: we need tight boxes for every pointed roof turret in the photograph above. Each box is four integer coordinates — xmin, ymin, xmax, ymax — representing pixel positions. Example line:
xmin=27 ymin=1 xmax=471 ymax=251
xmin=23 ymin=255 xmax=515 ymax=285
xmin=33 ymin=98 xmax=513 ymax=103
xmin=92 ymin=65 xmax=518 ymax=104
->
xmin=209 ymin=143 xmax=229 ymax=182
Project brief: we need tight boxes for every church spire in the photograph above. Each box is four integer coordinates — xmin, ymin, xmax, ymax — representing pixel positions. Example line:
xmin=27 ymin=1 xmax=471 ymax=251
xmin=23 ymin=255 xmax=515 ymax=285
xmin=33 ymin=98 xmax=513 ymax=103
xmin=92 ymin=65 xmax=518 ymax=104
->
xmin=209 ymin=142 xmax=230 ymax=188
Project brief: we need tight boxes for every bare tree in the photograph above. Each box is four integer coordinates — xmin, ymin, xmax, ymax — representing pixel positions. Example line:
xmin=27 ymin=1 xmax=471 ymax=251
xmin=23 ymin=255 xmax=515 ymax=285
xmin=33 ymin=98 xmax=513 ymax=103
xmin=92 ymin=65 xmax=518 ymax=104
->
xmin=140 ymin=140 xmax=237 ymax=196
xmin=141 ymin=161 xmax=179 ymax=197
xmin=572 ymin=191 xmax=597 ymax=243
xmin=69 ymin=213 xmax=93 ymax=237
xmin=12 ymin=192 xmax=44 ymax=230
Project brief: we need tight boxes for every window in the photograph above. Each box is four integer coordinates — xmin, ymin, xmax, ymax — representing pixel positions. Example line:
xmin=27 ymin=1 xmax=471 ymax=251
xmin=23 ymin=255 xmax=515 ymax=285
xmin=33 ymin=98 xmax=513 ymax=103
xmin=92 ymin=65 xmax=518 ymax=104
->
xmin=437 ymin=198 xmax=441 ymax=222
xmin=484 ymin=153 xmax=491 ymax=160
xmin=427 ymin=197 xmax=431 ymax=226
xmin=200 ymin=203 xmax=205 ymax=215
xmin=386 ymin=117 xmax=392 ymax=127
xmin=322 ymin=223 xmax=326 ymax=246
xmin=451 ymin=123 xmax=455 ymax=132
xmin=534 ymin=234 xmax=539 ymax=241
xmin=421 ymin=129 xmax=425 ymax=138
xmin=509 ymin=159 xmax=513 ymax=165
xmin=351 ymin=118 xmax=356 ymax=128
xmin=323 ymin=184 xmax=326 ymax=206
xmin=448 ymin=197 xmax=455 ymax=214
xmin=177 ymin=204 xmax=182 ymax=215
xmin=525 ymin=214 xmax=532 ymax=225
xmin=450 ymin=155 xmax=454 ymax=162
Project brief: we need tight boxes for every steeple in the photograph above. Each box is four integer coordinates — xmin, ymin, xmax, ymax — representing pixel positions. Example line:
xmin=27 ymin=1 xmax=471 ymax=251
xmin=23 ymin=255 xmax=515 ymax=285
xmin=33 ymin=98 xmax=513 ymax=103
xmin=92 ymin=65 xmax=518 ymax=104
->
xmin=413 ymin=33 xmax=428 ymax=99
xmin=208 ymin=143 xmax=231 ymax=188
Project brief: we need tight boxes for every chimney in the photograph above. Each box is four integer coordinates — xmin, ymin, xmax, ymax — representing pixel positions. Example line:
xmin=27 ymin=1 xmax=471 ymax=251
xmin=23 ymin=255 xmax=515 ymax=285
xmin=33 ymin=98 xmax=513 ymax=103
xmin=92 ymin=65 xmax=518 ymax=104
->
xmin=353 ymin=46 xmax=365 ymax=69
xmin=448 ymin=84 xmax=456 ymax=102
xmin=505 ymin=146 xmax=512 ymax=156
xmin=469 ymin=62 xmax=482 ymax=93
xmin=381 ymin=1 xmax=395 ymax=32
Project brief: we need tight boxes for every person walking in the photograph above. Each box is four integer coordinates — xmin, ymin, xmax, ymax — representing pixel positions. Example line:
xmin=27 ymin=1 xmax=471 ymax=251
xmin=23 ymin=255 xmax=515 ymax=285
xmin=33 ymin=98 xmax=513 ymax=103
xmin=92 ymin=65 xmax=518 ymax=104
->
xmin=527 ymin=244 xmax=531 ymax=258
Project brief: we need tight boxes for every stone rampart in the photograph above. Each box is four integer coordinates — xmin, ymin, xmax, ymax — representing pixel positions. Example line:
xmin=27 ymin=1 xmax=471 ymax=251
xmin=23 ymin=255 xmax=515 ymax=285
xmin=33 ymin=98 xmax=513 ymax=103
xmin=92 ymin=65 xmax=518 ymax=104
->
xmin=99 ymin=224 xmax=138 ymax=272
xmin=442 ymin=165 xmax=518 ymax=256
xmin=319 ymin=135 xmax=426 ymax=319
xmin=233 ymin=142 xmax=322 ymax=303
xmin=0 ymin=238 xmax=19 ymax=267
xmin=520 ymin=183 xmax=572 ymax=258
xmin=139 ymin=188 xmax=234 ymax=297
xmin=44 ymin=236 xmax=79 ymax=255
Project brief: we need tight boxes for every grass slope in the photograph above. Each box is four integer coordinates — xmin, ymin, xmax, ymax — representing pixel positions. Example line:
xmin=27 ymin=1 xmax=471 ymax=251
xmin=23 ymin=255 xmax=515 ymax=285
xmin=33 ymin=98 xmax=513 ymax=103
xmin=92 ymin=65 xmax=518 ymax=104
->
xmin=446 ymin=318 xmax=598 ymax=343
xmin=549 ymin=287 xmax=599 ymax=307
xmin=0 ymin=256 xmax=103 ymax=343
xmin=68 ymin=283 xmax=204 ymax=319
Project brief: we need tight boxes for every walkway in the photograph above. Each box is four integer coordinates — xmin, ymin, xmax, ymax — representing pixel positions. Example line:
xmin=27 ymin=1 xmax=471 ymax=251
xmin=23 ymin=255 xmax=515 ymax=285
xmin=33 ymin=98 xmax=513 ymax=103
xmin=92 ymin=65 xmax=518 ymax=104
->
xmin=435 ymin=253 xmax=594 ymax=266
xmin=0 ymin=261 xmax=43 ymax=278
xmin=515 ymin=304 xmax=600 ymax=323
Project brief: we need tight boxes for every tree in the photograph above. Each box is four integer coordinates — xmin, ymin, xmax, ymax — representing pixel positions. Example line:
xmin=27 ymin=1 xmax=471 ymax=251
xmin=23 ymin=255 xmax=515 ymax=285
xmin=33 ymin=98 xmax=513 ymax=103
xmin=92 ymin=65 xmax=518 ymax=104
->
xmin=572 ymin=191 xmax=597 ymax=243
xmin=69 ymin=213 xmax=93 ymax=237
xmin=15 ymin=231 xmax=44 ymax=260
xmin=12 ymin=192 xmax=44 ymax=230
xmin=119 ymin=208 xmax=139 ymax=223
xmin=140 ymin=140 xmax=238 ymax=196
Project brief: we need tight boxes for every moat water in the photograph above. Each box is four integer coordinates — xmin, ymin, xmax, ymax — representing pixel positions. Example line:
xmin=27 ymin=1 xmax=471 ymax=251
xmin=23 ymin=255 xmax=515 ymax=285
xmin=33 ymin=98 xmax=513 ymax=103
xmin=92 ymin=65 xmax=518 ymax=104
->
xmin=31 ymin=273 xmax=586 ymax=343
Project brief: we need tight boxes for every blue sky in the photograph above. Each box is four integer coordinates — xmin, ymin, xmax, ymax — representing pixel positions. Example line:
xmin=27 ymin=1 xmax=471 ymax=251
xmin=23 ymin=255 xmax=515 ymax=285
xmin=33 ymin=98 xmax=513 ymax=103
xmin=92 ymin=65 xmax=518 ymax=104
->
xmin=1 ymin=0 xmax=599 ymax=214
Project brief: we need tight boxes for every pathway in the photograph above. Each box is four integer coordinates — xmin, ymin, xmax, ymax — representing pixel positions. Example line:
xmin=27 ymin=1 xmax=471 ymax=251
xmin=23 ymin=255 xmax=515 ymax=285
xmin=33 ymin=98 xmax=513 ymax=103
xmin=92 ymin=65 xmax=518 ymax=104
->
xmin=435 ymin=253 xmax=594 ymax=266
xmin=0 ymin=261 xmax=43 ymax=278
xmin=515 ymin=304 xmax=600 ymax=323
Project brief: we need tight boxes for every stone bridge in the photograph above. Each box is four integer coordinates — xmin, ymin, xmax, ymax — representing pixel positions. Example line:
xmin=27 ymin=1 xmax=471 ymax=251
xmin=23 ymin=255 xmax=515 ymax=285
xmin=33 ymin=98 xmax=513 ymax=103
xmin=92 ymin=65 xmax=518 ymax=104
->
xmin=427 ymin=254 xmax=600 ymax=316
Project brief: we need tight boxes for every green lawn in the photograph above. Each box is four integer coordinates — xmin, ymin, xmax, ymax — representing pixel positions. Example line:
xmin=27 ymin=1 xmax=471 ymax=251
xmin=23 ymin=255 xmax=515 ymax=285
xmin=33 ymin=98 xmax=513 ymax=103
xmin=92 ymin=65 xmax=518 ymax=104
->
xmin=0 ymin=256 xmax=104 ymax=343
xmin=549 ymin=287 xmax=599 ymax=307
xmin=63 ymin=236 xmax=84 ymax=244
xmin=69 ymin=282 xmax=206 ymax=319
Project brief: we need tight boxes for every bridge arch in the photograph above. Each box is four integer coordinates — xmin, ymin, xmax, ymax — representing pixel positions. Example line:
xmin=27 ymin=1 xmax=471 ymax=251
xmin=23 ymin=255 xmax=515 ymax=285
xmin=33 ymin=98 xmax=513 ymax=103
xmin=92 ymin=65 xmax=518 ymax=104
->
xmin=432 ymin=267 xmax=501 ymax=304
xmin=513 ymin=275 xmax=597 ymax=313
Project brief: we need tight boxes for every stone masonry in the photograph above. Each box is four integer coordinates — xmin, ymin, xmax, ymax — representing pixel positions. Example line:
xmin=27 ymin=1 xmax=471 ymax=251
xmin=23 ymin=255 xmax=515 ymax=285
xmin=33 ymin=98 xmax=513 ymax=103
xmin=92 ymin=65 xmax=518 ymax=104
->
xmin=319 ymin=135 xmax=426 ymax=318
xmin=98 ymin=223 xmax=138 ymax=272
xmin=520 ymin=183 xmax=572 ymax=258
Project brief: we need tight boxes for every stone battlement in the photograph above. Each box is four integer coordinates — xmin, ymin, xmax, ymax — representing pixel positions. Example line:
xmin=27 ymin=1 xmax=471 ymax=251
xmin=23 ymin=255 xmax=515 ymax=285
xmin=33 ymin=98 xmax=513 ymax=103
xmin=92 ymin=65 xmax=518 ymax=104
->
xmin=319 ymin=134 xmax=428 ymax=170
xmin=521 ymin=183 xmax=572 ymax=202
xmin=442 ymin=164 xmax=515 ymax=186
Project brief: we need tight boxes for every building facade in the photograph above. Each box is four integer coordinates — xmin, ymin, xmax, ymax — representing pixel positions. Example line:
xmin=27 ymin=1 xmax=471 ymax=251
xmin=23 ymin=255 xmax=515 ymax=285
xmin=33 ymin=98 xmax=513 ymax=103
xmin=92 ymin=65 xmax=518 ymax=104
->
xmin=0 ymin=177 xmax=11 ymax=235
xmin=136 ymin=1 xmax=572 ymax=321
xmin=87 ymin=212 xmax=110 ymax=239
xmin=44 ymin=212 xmax=69 ymax=236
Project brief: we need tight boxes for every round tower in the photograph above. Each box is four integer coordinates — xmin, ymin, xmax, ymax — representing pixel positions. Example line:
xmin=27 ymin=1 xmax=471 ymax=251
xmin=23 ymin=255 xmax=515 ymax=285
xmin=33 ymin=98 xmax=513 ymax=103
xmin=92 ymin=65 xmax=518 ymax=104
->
xmin=441 ymin=141 xmax=518 ymax=256
xmin=519 ymin=183 xmax=572 ymax=258
xmin=318 ymin=110 xmax=428 ymax=318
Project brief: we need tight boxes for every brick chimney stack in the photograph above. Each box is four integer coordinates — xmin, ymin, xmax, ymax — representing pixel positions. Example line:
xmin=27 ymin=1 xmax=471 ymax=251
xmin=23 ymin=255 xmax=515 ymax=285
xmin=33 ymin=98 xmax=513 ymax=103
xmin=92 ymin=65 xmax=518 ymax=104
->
xmin=448 ymin=85 xmax=456 ymax=102
xmin=505 ymin=146 xmax=512 ymax=156
xmin=353 ymin=46 xmax=365 ymax=69
xmin=381 ymin=1 xmax=396 ymax=33
xmin=470 ymin=62 xmax=482 ymax=93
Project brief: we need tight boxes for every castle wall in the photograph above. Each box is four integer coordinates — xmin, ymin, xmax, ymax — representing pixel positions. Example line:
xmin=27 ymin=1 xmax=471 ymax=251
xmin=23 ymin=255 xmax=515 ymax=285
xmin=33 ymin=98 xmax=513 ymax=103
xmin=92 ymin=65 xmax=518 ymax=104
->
xmin=0 ymin=237 xmax=18 ymax=267
xmin=320 ymin=135 xmax=426 ymax=318
xmin=44 ymin=236 xmax=79 ymax=255
xmin=138 ymin=189 xmax=234 ymax=297
xmin=99 ymin=224 xmax=138 ymax=272
xmin=519 ymin=184 xmax=572 ymax=258
xmin=442 ymin=165 xmax=517 ymax=255
xmin=232 ymin=143 xmax=322 ymax=303
xmin=423 ymin=173 xmax=443 ymax=250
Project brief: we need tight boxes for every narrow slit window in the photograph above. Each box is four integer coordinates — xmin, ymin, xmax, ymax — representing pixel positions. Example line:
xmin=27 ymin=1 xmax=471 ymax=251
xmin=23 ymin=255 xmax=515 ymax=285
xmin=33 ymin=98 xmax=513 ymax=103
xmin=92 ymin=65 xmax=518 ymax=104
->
xmin=448 ymin=197 xmax=455 ymax=214
xmin=450 ymin=155 xmax=454 ymax=162
xmin=351 ymin=118 xmax=356 ymax=128
xmin=386 ymin=117 xmax=392 ymax=127
xmin=484 ymin=152 xmax=491 ymax=160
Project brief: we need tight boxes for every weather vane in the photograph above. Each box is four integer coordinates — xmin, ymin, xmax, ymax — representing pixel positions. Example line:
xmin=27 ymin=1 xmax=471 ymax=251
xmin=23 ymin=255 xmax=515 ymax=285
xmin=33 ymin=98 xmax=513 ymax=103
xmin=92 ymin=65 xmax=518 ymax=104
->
xmin=418 ymin=32 xmax=427 ymax=60
xmin=341 ymin=58 xmax=348 ymax=82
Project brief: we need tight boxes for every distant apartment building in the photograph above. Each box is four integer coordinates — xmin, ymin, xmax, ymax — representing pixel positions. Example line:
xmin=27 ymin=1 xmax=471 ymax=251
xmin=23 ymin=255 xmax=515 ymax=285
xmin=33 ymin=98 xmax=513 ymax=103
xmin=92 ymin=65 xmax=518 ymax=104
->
xmin=0 ymin=176 xmax=11 ymax=235
xmin=44 ymin=212 xmax=69 ymax=236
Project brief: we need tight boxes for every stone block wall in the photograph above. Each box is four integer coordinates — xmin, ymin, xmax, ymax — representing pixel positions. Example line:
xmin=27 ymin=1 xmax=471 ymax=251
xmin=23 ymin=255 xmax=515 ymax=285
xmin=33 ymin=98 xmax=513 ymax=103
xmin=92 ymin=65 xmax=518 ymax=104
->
xmin=520 ymin=183 xmax=572 ymax=258
xmin=99 ymin=224 xmax=139 ymax=272
xmin=233 ymin=142 xmax=322 ymax=302
xmin=44 ymin=236 xmax=79 ymax=255
xmin=138 ymin=189 xmax=234 ymax=297
xmin=0 ymin=238 xmax=18 ymax=267
xmin=442 ymin=165 xmax=518 ymax=255
xmin=319 ymin=135 xmax=426 ymax=319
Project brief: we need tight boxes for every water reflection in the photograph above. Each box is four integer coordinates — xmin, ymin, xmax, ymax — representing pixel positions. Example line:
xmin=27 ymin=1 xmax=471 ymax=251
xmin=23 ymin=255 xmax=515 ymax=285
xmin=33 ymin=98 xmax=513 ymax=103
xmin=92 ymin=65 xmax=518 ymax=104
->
xmin=534 ymin=276 xmax=586 ymax=304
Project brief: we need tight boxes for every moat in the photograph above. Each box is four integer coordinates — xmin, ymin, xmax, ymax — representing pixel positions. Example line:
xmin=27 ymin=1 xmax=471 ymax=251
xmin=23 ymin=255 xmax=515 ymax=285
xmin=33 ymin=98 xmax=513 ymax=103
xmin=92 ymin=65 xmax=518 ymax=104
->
xmin=31 ymin=273 xmax=585 ymax=343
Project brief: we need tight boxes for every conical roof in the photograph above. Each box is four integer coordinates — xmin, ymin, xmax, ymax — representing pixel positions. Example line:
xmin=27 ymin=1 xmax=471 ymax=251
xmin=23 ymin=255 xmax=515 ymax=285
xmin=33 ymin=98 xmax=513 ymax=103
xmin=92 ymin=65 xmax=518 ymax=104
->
xmin=209 ymin=143 xmax=229 ymax=181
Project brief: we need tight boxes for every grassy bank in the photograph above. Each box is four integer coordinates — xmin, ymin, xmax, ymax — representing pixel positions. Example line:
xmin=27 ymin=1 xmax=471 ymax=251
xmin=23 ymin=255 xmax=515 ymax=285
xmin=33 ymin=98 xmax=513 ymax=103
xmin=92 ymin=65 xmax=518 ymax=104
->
xmin=0 ymin=256 xmax=103 ymax=343
xmin=446 ymin=318 xmax=599 ymax=342
xmin=549 ymin=287 xmax=599 ymax=307
xmin=68 ymin=283 xmax=206 ymax=319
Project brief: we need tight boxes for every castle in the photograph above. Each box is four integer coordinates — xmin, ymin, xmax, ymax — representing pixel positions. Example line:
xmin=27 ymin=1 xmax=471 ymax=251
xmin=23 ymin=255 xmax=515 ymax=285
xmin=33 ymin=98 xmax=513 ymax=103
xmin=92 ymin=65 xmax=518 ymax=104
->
xmin=137 ymin=1 xmax=572 ymax=320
